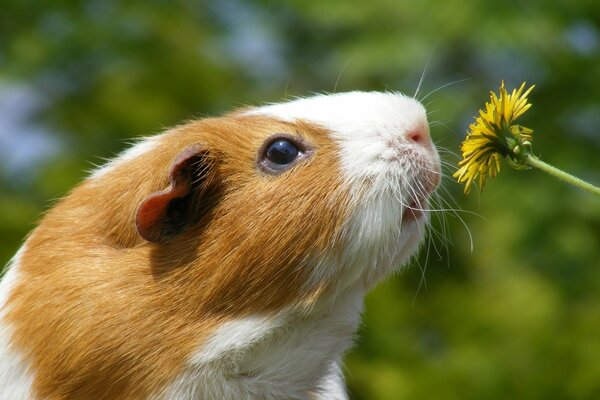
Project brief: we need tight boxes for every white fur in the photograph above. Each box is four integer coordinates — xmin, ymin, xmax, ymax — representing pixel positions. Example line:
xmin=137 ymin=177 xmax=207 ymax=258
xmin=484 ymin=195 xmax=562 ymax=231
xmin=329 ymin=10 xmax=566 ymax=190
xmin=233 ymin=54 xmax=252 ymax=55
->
xmin=247 ymin=91 xmax=432 ymax=185
xmin=158 ymin=285 xmax=363 ymax=399
xmin=313 ymin=361 xmax=347 ymax=400
xmin=250 ymin=91 xmax=438 ymax=287
xmin=90 ymin=135 xmax=161 ymax=179
xmin=0 ymin=246 xmax=35 ymax=400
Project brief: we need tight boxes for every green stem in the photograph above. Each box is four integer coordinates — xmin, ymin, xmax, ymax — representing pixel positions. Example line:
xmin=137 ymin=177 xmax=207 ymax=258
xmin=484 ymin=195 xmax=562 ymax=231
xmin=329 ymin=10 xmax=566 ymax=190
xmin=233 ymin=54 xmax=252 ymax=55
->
xmin=524 ymin=154 xmax=600 ymax=197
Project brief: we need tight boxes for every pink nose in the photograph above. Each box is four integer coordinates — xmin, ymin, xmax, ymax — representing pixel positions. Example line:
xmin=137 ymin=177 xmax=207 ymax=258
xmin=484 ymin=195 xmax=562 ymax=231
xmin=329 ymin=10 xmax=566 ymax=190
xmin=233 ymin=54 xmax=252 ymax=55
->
xmin=406 ymin=125 xmax=432 ymax=149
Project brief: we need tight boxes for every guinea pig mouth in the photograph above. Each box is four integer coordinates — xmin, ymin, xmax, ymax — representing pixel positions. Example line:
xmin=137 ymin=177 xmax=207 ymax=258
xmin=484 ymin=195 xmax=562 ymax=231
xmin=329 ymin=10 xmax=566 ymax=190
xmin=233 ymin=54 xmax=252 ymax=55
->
xmin=402 ymin=198 xmax=428 ymax=222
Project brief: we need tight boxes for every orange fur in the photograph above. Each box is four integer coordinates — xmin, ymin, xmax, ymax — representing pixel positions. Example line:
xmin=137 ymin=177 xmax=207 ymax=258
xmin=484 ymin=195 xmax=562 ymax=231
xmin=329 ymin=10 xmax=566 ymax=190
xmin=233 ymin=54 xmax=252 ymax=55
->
xmin=6 ymin=116 xmax=352 ymax=399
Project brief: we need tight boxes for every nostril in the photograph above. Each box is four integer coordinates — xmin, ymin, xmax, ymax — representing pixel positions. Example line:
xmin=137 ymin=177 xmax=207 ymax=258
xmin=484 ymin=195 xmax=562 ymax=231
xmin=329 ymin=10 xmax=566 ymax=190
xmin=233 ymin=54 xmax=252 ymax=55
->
xmin=406 ymin=126 xmax=431 ymax=148
xmin=407 ymin=130 xmax=423 ymax=144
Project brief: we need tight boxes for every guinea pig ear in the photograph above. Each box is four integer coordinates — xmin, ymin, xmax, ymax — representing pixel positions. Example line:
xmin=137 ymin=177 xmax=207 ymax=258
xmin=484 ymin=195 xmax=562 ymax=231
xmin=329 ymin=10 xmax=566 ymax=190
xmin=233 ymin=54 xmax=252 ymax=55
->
xmin=136 ymin=145 xmax=216 ymax=243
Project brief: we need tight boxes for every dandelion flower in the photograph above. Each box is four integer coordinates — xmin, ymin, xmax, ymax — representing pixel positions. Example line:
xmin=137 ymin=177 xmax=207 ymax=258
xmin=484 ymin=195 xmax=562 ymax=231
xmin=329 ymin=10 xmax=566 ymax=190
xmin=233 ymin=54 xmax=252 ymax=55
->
xmin=454 ymin=81 xmax=600 ymax=197
xmin=453 ymin=81 xmax=535 ymax=193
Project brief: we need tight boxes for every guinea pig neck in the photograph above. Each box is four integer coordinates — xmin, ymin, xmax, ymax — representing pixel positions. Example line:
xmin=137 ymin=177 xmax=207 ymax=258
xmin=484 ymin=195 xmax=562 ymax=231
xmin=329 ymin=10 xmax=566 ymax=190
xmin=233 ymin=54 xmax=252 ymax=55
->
xmin=161 ymin=281 xmax=366 ymax=399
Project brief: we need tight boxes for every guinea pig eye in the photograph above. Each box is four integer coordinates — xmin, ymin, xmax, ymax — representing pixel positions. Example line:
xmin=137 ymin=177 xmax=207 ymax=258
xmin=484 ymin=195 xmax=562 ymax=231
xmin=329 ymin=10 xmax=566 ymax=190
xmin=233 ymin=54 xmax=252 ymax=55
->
xmin=258 ymin=134 xmax=311 ymax=174
xmin=266 ymin=140 xmax=299 ymax=165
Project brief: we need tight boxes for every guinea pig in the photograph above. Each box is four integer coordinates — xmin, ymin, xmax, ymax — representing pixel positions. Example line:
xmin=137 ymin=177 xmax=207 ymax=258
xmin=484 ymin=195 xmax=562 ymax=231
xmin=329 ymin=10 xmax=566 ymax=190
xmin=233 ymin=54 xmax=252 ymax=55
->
xmin=0 ymin=91 xmax=440 ymax=400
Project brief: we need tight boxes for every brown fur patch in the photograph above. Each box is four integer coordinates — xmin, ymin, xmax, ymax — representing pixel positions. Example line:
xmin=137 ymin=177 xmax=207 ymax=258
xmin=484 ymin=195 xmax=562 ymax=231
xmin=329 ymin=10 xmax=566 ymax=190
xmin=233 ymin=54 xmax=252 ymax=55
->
xmin=6 ymin=115 xmax=352 ymax=399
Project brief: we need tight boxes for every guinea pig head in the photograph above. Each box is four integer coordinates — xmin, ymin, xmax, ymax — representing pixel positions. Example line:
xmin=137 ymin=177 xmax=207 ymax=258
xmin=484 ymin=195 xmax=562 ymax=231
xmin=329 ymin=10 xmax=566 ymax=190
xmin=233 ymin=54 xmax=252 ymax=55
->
xmin=132 ymin=91 xmax=440 ymax=316
xmin=245 ymin=91 xmax=441 ymax=291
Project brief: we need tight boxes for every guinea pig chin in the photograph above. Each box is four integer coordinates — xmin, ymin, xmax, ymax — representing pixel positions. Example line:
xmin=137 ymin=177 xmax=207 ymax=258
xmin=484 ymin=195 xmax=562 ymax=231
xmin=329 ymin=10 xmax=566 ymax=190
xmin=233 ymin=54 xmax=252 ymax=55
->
xmin=338 ymin=188 xmax=429 ymax=283
xmin=340 ymin=151 xmax=440 ymax=284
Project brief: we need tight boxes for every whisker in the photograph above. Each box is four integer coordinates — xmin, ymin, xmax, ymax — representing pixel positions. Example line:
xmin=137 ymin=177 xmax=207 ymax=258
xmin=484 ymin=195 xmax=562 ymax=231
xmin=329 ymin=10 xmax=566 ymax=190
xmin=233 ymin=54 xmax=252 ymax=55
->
xmin=436 ymin=147 xmax=461 ymax=158
xmin=429 ymin=119 xmax=455 ymax=129
xmin=283 ymin=77 xmax=291 ymax=99
xmin=419 ymin=78 xmax=471 ymax=103
xmin=412 ymin=233 xmax=431 ymax=304
xmin=431 ymin=193 xmax=452 ymax=269
xmin=435 ymin=188 xmax=476 ymax=253
xmin=414 ymin=46 xmax=437 ymax=99
xmin=417 ymin=182 xmax=449 ymax=255
xmin=431 ymin=120 xmax=465 ymax=139
xmin=333 ymin=54 xmax=356 ymax=94
xmin=409 ymin=178 xmax=455 ymax=303
xmin=426 ymin=109 xmax=440 ymax=118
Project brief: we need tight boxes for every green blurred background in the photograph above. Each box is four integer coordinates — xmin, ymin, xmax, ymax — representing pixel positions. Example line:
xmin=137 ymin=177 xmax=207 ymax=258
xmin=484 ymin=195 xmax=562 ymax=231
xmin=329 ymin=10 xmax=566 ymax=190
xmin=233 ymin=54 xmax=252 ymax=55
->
xmin=2 ymin=1 xmax=600 ymax=398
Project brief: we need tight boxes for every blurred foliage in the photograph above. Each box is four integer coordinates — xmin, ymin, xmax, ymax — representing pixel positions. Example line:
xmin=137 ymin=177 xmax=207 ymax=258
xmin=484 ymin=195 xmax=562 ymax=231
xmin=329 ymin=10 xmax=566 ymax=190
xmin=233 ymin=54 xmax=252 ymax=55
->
xmin=1 ymin=1 xmax=600 ymax=399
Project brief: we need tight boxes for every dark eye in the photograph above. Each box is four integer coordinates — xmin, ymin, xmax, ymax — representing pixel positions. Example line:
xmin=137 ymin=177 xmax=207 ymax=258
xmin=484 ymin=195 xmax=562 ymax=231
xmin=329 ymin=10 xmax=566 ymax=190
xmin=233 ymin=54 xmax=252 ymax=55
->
xmin=266 ymin=139 xmax=299 ymax=165
xmin=258 ymin=134 xmax=311 ymax=175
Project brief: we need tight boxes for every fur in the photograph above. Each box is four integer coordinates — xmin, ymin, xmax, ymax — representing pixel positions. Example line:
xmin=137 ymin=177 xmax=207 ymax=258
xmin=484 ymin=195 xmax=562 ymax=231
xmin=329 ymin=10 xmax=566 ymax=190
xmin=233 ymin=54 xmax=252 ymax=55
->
xmin=0 ymin=91 xmax=440 ymax=399
xmin=0 ymin=247 xmax=35 ymax=400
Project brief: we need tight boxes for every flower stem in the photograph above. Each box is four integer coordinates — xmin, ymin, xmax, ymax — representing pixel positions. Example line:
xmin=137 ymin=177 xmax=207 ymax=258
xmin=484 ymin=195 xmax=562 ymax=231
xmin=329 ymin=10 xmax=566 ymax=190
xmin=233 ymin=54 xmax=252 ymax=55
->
xmin=524 ymin=154 xmax=600 ymax=197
